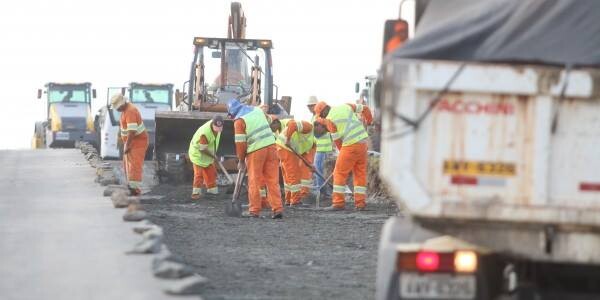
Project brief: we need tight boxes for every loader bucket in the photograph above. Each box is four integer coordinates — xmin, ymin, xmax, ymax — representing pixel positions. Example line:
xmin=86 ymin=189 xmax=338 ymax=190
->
xmin=154 ymin=111 xmax=237 ymax=184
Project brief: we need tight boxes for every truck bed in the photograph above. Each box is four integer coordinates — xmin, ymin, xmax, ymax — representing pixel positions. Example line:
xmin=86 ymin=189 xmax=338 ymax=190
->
xmin=380 ymin=60 xmax=600 ymax=263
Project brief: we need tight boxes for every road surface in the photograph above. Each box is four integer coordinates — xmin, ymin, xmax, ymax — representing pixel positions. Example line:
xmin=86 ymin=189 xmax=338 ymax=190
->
xmin=0 ymin=150 xmax=184 ymax=300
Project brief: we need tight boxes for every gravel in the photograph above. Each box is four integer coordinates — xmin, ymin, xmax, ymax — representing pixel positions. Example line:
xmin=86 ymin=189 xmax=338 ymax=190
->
xmin=144 ymin=183 xmax=398 ymax=300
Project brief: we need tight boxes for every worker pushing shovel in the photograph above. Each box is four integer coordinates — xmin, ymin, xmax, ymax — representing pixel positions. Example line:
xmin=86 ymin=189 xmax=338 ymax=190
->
xmin=187 ymin=115 xmax=224 ymax=200
xmin=227 ymin=99 xmax=283 ymax=219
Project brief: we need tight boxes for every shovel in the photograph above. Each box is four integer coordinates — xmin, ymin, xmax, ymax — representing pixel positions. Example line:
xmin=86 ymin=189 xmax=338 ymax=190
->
xmin=288 ymin=146 xmax=331 ymax=187
xmin=315 ymin=172 xmax=333 ymax=208
xmin=225 ymin=167 xmax=246 ymax=217
xmin=215 ymin=158 xmax=235 ymax=193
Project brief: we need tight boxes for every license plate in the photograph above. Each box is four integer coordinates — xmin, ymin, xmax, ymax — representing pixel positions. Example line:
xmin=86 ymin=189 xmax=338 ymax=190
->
xmin=56 ymin=132 xmax=70 ymax=140
xmin=400 ymin=273 xmax=475 ymax=299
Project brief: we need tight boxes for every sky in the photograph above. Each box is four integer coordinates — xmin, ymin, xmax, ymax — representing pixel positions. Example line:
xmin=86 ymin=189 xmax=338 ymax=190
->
xmin=0 ymin=0 xmax=413 ymax=149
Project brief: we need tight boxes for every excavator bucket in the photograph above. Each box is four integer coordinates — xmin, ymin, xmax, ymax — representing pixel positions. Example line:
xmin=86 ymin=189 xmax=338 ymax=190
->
xmin=154 ymin=111 xmax=237 ymax=184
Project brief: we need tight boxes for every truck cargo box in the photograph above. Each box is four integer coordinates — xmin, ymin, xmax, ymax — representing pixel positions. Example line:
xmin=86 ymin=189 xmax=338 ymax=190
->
xmin=380 ymin=60 xmax=600 ymax=263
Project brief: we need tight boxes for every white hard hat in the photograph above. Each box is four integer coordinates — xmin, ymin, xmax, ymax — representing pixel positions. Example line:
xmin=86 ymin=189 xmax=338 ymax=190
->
xmin=307 ymin=96 xmax=318 ymax=106
xmin=110 ymin=94 xmax=127 ymax=109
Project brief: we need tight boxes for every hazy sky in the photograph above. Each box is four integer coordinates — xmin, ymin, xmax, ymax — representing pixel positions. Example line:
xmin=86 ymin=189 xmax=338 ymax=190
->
xmin=0 ymin=0 xmax=412 ymax=149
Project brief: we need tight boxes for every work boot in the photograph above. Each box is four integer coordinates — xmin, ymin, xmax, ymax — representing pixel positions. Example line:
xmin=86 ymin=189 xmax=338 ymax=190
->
xmin=241 ymin=211 xmax=261 ymax=218
xmin=322 ymin=205 xmax=344 ymax=211
xmin=190 ymin=194 xmax=201 ymax=200
xmin=128 ymin=187 xmax=141 ymax=196
xmin=271 ymin=212 xmax=283 ymax=219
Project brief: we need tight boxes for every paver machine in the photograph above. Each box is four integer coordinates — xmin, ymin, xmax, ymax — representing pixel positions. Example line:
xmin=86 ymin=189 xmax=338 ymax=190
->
xmin=155 ymin=2 xmax=290 ymax=183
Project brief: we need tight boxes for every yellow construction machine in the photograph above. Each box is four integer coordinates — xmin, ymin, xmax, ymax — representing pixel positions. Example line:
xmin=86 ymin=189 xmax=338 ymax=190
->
xmin=155 ymin=2 xmax=291 ymax=183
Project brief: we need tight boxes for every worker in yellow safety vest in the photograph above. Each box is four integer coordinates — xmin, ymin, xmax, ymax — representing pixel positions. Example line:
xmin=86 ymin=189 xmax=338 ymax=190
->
xmin=313 ymin=101 xmax=373 ymax=211
xmin=187 ymin=115 xmax=224 ymax=200
xmin=270 ymin=117 xmax=314 ymax=207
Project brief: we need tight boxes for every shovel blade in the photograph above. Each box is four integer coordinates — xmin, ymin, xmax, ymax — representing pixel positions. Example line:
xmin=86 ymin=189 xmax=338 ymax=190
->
xmin=225 ymin=200 xmax=242 ymax=217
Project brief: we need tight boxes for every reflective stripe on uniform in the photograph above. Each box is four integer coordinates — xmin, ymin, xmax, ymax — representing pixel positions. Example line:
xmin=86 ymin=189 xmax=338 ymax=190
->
xmin=129 ymin=180 xmax=142 ymax=189
xmin=354 ymin=186 xmax=367 ymax=194
xmin=235 ymin=134 xmax=247 ymax=142
xmin=192 ymin=188 xmax=202 ymax=194
xmin=206 ymin=187 xmax=219 ymax=194
xmin=289 ymin=184 xmax=301 ymax=193
xmin=333 ymin=184 xmax=346 ymax=193
xmin=198 ymin=144 xmax=208 ymax=150
xmin=301 ymin=179 xmax=313 ymax=188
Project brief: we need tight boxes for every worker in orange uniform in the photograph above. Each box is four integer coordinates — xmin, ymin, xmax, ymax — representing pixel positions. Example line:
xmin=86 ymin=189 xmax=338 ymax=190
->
xmin=228 ymin=99 xmax=283 ymax=219
xmin=111 ymin=94 xmax=149 ymax=196
xmin=269 ymin=117 xmax=314 ymax=207
xmin=187 ymin=115 xmax=224 ymax=200
xmin=313 ymin=101 xmax=373 ymax=211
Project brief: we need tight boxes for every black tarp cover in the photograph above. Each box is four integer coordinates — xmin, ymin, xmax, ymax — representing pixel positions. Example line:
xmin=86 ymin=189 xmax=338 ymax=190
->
xmin=392 ymin=0 xmax=600 ymax=67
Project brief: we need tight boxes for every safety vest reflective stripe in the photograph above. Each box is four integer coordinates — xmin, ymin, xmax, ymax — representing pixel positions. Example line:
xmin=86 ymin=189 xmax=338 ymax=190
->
xmin=354 ymin=186 xmax=367 ymax=194
xmin=239 ymin=108 xmax=275 ymax=153
xmin=327 ymin=105 xmax=368 ymax=146
xmin=188 ymin=120 xmax=221 ymax=167
xmin=247 ymin=124 xmax=271 ymax=142
xmin=332 ymin=185 xmax=346 ymax=193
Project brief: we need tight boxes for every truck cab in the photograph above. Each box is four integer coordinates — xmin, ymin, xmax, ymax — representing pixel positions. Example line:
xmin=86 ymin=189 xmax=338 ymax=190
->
xmin=128 ymin=82 xmax=174 ymax=158
xmin=35 ymin=82 xmax=97 ymax=148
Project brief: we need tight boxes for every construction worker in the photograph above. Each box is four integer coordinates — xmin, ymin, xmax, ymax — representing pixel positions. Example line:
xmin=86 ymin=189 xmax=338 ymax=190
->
xmin=111 ymin=94 xmax=149 ymax=196
xmin=187 ymin=115 xmax=224 ymax=200
xmin=270 ymin=117 xmax=314 ymax=207
xmin=228 ymin=99 xmax=283 ymax=219
xmin=307 ymin=96 xmax=333 ymax=198
xmin=313 ymin=101 xmax=373 ymax=211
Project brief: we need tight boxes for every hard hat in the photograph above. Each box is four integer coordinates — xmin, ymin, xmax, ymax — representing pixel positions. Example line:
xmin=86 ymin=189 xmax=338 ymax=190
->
xmin=227 ymin=98 xmax=254 ymax=119
xmin=110 ymin=94 xmax=127 ymax=109
xmin=313 ymin=101 xmax=329 ymax=117
xmin=227 ymin=99 xmax=243 ymax=118
xmin=307 ymin=96 xmax=318 ymax=106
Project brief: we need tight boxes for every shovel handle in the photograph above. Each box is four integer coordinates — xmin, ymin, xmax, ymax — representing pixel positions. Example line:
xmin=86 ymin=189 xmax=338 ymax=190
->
xmin=232 ymin=167 xmax=246 ymax=202
xmin=288 ymin=147 xmax=328 ymax=182
xmin=216 ymin=159 xmax=234 ymax=184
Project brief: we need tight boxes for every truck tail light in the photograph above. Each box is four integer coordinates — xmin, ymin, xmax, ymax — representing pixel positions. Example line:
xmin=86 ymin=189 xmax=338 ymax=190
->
xmin=416 ymin=251 xmax=440 ymax=272
xmin=454 ymin=251 xmax=477 ymax=273
xmin=397 ymin=250 xmax=478 ymax=273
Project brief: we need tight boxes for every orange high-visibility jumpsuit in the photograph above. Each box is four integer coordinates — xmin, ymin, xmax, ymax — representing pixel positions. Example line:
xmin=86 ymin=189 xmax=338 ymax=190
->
xmin=192 ymin=135 xmax=218 ymax=196
xmin=234 ymin=120 xmax=283 ymax=216
xmin=323 ymin=104 xmax=373 ymax=209
xmin=120 ymin=103 xmax=149 ymax=194
xmin=277 ymin=120 xmax=313 ymax=205
xmin=298 ymin=145 xmax=316 ymax=200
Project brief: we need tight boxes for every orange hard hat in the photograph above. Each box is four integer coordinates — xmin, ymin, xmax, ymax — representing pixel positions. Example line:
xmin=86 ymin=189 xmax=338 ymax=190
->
xmin=313 ymin=101 xmax=329 ymax=117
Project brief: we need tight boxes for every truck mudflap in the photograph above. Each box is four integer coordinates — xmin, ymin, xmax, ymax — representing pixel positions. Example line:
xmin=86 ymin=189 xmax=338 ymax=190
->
xmin=155 ymin=111 xmax=236 ymax=184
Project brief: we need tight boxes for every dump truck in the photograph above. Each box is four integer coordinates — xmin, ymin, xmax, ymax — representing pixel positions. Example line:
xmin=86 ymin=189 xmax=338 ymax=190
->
xmin=155 ymin=2 xmax=290 ymax=183
xmin=376 ymin=1 xmax=600 ymax=299
xmin=33 ymin=82 xmax=97 ymax=148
